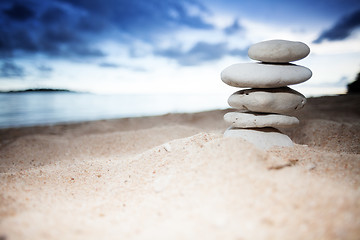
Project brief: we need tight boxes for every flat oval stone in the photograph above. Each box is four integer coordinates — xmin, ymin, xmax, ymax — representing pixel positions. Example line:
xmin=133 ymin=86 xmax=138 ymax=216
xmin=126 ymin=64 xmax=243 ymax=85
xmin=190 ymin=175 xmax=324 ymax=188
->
xmin=224 ymin=127 xmax=294 ymax=150
xmin=228 ymin=87 xmax=306 ymax=114
xmin=248 ymin=39 xmax=310 ymax=63
xmin=221 ymin=63 xmax=312 ymax=88
xmin=224 ymin=112 xmax=299 ymax=128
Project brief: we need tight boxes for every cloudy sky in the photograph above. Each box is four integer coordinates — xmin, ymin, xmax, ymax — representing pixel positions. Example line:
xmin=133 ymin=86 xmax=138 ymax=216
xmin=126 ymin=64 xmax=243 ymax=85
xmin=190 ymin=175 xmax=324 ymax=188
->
xmin=1 ymin=0 xmax=360 ymax=95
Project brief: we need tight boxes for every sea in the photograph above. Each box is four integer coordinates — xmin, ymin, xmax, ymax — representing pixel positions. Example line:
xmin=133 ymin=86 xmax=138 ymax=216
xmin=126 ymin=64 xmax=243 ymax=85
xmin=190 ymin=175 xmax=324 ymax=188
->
xmin=0 ymin=92 xmax=230 ymax=128
xmin=0 ymin=85 xmax=346 ymax=129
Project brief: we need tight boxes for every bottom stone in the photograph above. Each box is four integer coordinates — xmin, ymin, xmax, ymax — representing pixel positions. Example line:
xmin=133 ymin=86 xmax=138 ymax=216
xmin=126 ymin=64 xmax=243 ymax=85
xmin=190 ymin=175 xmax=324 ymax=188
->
xmin=224 ymin=127 xmax=294 ymax=150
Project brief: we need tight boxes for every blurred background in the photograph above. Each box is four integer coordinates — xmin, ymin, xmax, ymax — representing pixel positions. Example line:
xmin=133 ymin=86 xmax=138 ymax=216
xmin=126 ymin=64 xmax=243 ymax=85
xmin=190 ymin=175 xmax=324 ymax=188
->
xmin=0 ymin=0 xmax=359 ymax=128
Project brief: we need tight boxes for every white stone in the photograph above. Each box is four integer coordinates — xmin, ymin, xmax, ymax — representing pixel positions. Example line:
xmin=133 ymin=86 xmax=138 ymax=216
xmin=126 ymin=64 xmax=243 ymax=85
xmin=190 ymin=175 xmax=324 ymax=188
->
xmin=224 ymin=127 xmax=294 ymax=150
xmin=228 ymin=87 xmax=306 ymax=114
xmin=221 ymin=63 xmax=312 ymax=88
xmin=163 ymin=143 xmax=171 ymax=152
xmin=248 ymin=39 xmax=310 ymax=63
xmin=224 ymin=112 xmax=299 ymax=128
xmin=306 ymin=163 xmax=317 ymax=171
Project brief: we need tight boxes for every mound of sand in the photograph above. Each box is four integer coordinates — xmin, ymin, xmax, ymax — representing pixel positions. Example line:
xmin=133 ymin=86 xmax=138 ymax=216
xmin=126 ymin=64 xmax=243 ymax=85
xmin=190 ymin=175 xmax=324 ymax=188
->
xmin=0 ymin=95 xmax=359 ymax=239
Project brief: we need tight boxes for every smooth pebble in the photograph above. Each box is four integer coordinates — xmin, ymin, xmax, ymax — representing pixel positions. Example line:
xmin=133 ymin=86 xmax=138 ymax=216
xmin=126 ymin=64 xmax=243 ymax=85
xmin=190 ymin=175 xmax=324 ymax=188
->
xmin=228 ymin=87 xmax=306 ymax=114
xmin=221 ymin=63 xmax=312 ymax=88
xmin=224 ymin=127 xmax=294 ymax=150
xmin=248 ymin=39 xmax=310 ymax=63
xmin=224 ymin=112 xmax=299 ymax=128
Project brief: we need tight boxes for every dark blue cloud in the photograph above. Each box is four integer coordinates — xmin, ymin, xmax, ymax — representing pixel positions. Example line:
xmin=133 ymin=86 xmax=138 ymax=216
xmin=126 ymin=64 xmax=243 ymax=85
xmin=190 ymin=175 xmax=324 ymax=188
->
xmin=0 ymin=61 xmax=24 ymax=78
xmin=207 ymin=0 xmax=360 ymax=28
xmin=37 ymin=65 xmax=53 ymax=78
xmin=155 ymin=42 xmax=247 ymax=66
xmin=0 ymin=1 xmax=104 ymax=59
xmin=99 ymin=62 xmax=120 ymax=68
xmin=40 ymin=7 xmax=66 ymax=23
xmin=99 ymin=62 xmax=147 ymax=72
xmin=224 ymin=19 xmax=243 ymax=35
xmin=0 ymin=0 xmax=213 ymax=62
xmin=59 ymin=0 xmax=212 ymax=35
xmin=3 ymin=3 xmax=35 ymax=21
xmin=314 ymin=9 xmax=360 ymax=43
xmin=37 ymin=65 xmax=53 ymax=72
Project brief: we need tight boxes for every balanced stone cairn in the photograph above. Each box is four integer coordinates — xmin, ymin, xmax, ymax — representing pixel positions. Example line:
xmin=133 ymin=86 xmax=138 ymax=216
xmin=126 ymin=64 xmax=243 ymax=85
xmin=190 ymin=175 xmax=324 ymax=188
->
xmin=221 ymin=39 xmax=312 ymax=149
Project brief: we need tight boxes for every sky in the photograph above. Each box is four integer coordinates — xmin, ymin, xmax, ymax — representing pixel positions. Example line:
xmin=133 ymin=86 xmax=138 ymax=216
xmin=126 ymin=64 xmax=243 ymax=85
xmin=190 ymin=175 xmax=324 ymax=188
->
xmin=0 ymin=0 xmax=360 ymax=96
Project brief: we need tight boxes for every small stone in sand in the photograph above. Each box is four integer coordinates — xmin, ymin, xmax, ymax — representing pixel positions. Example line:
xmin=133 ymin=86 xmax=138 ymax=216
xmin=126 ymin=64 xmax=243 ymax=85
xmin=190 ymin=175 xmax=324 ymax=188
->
xmin=163 ymin=143 xmax=171 ymax=152
xmin=306 ymin=163 xmax=317 ymax=171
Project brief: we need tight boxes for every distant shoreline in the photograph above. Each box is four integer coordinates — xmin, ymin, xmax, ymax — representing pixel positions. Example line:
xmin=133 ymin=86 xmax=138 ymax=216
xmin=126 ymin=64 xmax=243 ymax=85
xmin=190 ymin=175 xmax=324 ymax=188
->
xmin=0 ymin=88 xmax=77 ymax=93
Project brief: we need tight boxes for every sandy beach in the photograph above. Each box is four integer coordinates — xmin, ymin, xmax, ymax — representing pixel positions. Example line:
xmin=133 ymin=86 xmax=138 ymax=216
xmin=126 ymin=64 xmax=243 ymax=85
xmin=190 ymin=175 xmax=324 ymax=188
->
xmin=0 ymin=94 xmax=360 ymax=240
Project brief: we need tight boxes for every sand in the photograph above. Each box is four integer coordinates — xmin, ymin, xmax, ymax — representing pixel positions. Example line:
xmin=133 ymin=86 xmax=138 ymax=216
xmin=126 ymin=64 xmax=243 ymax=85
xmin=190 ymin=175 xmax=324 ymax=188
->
xmin=0 ymin=95 xmax=359 ymax=240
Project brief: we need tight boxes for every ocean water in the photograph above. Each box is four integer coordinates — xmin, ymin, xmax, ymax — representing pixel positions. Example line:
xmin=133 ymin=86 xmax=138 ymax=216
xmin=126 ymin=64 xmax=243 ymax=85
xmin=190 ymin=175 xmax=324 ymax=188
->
xmin=0 ymin=92 xmax=229 ymax=128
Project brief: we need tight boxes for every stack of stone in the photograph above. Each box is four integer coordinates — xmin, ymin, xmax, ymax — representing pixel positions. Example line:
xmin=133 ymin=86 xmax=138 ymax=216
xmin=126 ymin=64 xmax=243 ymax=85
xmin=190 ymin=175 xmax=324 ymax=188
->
xmin=221 ymin=39 xmax=312 ymax=149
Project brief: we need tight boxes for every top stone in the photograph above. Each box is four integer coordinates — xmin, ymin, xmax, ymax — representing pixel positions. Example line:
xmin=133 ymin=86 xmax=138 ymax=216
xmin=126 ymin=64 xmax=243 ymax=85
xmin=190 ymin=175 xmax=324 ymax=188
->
xmin=248 ymin=39 xmax=310 ymax=63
